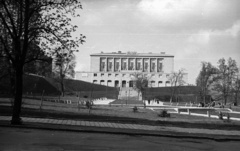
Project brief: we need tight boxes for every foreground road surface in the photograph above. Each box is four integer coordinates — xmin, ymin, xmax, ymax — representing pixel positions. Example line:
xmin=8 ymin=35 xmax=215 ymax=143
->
xmin=0 ymin=127 xmax=239 ymax=151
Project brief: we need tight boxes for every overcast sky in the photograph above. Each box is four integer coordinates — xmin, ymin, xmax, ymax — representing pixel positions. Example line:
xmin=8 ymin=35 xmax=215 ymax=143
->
xmin=73 ymin=0 xmax=240 ymax=85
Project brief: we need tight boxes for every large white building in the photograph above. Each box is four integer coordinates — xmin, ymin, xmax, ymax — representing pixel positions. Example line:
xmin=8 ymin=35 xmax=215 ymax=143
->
xmin=75 ymin=51 xmax=187 ymax=87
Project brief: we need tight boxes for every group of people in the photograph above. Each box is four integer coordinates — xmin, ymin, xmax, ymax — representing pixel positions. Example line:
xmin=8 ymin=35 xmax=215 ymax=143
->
xmin=197 ymin=101 xmax=227 ymax=108
xmin=197 ymin=101 xmax=216 ymax=107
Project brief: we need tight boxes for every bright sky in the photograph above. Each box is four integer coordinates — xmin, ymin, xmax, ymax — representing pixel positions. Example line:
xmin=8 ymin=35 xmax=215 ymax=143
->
xmin=72 ymin=0 xmax=240 ymax=85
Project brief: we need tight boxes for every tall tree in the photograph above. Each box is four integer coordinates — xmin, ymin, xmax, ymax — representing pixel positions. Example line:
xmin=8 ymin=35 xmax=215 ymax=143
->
xmin=196 ymin=62 xmax=217 ymax=104
xmin=232 ymin=73 xmax=240 ymax=105
xmin=52 ymin=51 xmax=76 ymax=97
xmin=213 ymin=58 xmax=238 ymax=105
xmin=0 ymin=0 xmax=85 ymax=124
xmin=168 ymin=68 xmax=186 ymax=103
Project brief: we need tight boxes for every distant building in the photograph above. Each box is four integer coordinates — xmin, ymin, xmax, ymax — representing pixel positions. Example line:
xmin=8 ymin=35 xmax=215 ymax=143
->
xmin=75 ymin=51 xmax=187 ymax=88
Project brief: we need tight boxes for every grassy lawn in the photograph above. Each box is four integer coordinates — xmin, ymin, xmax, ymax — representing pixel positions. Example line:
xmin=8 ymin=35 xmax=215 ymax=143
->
xmin=1 ymin=97 xmax=240 ymax=130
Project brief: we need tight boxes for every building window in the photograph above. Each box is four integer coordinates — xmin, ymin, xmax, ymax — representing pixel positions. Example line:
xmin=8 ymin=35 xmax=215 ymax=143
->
xmin=121 ymin=59 xmax=127 ymax=70
xmin=93 ymin=73 xmax=97 ymax=77
xmin=151 ymin=63 xmax=155 ymax=72
xmin=115 ymin=74 xmax=119 ymax=77
xmin=100 ymin=80 xmax=105 ymax=85
xmin=115 ymin=80 xmax=119 ymax=87
xmin=159 ymin=74 xmax=162 ymax=78
xmin=158 ymin=81 xmax=163 ymax=87
xmin=107 ymin=80 xmax=112 ymax=86
xmin=136 ymin=62 xmax=141 ymax=70
xmin=136 ymin=58 xmax=142 ymax=70
xmin=100 ymin=58 xmax=106 ymax=71
xmin=101 ymin=73 xmax=104 ymax=77
xmin=122 ymin=80 xmax=126 ymax=87
xmin=115 ymin=62 xmax=120 ymax=71
xmin=122 ymin=62 xmax=127 ymax=70
xmin=93 ymin=80 xmax=97 ymax=84
xmin=150 ymin=59 xmax=156 ymax=72
xmin=158 ymin=62 xmax=162 ymax=72
xmin=108 ymin=73 xmax=111 ymax=77
xmin=166 ymin=74 xmax=169 ymax=78
xmin=122 ymin=74 xmax=126 ymax=77
xmin=129 ymin=59 xmax=134 ymax=70
xmin=108 ymin=62 xmax=112 ymax=71
xmin=129 ymin=81 xmax=134 ymax=87
xmin=151 ymin=81 xmax=155 ymax=87
xmin=165 ymin=81 xmax=170 ymax=86
xmin=129 ymin=62 xmax=134 ymax=70
xmin=144 ymin=62 xmax=148 ymax=72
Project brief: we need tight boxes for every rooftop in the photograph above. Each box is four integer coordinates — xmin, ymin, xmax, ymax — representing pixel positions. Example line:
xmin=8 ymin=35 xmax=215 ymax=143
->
xmin=90 ymin=51 xmax=174 ymax=57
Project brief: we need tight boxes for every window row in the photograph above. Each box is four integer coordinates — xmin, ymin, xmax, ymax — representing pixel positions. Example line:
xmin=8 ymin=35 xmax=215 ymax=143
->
xmin=92 ymin=80 xmax=171 ymax=87
xmin=93 ymin=73 xmax=170 ymax=78
xmin=100 ymin=58 xmax=163 ymax=72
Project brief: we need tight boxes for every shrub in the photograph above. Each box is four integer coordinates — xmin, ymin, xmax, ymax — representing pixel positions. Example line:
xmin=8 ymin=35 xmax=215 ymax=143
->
xmin=218 ymin=112 xmax=223 ymax=120
xmin=158 ymin=109 xmax=170 ymax=117
xmin=86 ymin=100 xmax=93 ymax=109
xmin=133 ymin=106 xmax=138 ymax=112
xmin=227 ymin=113 xmax=230 ymax=121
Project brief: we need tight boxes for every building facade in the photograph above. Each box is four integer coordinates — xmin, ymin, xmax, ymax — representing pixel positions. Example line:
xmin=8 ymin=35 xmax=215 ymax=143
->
xmin=75 ymin=51 xmax=187 ymax=88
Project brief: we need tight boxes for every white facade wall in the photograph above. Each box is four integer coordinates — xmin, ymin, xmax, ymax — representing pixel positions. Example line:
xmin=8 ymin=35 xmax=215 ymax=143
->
xmin=162 ymin=57 xmax=174 ymax=73
xmin=90 ymin=56 xmax=100 ymax=72
xmin=75 ymin=72 xmax=182 ymax=88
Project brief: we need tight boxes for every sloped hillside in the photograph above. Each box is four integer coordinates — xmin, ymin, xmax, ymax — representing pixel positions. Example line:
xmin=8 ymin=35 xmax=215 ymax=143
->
xmin=0 ymin=74 xmax=119 ymax=99
xmin=143 ymin=86 xmax=202 ymax=102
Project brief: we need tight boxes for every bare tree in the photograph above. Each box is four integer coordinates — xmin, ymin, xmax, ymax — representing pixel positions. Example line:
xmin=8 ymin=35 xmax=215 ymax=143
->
xmin=232 ymin=73 xmax=240 ymax=105
xmin=0 ymin=0 xmax=85 ymax=125
xmin=131 ymin=72 xmax=150 ymax=101
xmin=212 ymin=58 xmax=238 ymax=105
xmin=52 ymin=52 xmax=76 ymax=97
xmin=196 ymin=62 xmax=217 ymax=104
xmin=168 ymin=68 xmax=186 ymax=103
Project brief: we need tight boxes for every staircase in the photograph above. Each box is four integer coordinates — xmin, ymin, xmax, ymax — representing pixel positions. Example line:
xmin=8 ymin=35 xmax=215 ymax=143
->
xmin=118 ymin=87 xmax=142 ymax=100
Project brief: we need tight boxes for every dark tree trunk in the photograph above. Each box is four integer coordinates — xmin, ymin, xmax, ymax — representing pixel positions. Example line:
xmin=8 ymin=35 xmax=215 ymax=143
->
xmin=60 ymin=80 xmax=64 ymax=97
xmin=235 ymin=93 xmax=238 ymax=106
xmin=224 ymin=97 xmax=227 ymax=105
xmin=11 ymin=64 xmax=23 ymax=125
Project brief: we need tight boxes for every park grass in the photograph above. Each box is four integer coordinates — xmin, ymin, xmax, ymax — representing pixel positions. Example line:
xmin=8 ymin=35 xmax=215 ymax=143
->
xmin=1 ymin=97 xmax=240 ymax=130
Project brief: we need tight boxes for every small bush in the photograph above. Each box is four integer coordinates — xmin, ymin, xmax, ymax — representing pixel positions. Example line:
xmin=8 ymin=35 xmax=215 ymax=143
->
xmin=133 ymin=106 xmax=138 ymax=112
xmin=158 ymin=109 xmax=170 ymax=117
xmin=218 ymin=112 xmax=223 ymax=120
xmin=227 ymin=113 xmax=230 ymax=121
xmin=86 ymin=100 xmax=93 ymax=109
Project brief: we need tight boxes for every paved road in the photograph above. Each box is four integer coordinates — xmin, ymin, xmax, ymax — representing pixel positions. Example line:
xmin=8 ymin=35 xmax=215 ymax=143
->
xmin=2 ymin=116 xmax=240 ymax=137
xmin=1 ymin=127 xmax=240 ymax=151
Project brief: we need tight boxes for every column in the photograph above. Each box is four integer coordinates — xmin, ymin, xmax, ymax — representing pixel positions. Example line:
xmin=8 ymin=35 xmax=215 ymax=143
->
xmin=155 ymin=58 xmax=158 ymax=72
xmin=99 ymin=58 xmax=101 ymax=72
xmin=113 ymin=58 xmax=115 ymax=72
xmin=142 ymin=58 xmax=144 ymax=72
xmin=135 ymin=58 xmax=137 ymax=71
xmin=127 ymin=58 xmax=129 ymax=71
xmin=119 ymin=58 xmax=122 ymax=71
xmin=105 ymin=57 xmax=108 ymax=72
xmin=148 ymin=58 xmax=150 ymax=72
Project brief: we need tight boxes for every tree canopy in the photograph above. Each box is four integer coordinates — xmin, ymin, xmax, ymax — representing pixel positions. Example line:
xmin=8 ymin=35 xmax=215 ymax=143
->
xmin=213 ymin=58 xmax=238 ymax=105
xmin=0 ymin=0 xmax=85 ymax=124
xmin=196 ymin=62 xmax=217 ymax=103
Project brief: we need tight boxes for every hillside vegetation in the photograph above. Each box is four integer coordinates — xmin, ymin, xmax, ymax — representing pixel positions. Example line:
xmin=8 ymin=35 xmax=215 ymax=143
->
xmin=0 ymin=74 xmax=118 ymax=99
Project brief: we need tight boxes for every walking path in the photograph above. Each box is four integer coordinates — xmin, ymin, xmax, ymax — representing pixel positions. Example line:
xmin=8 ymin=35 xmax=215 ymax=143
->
xmin=1 ymin=115 xmax=240 ymax=140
